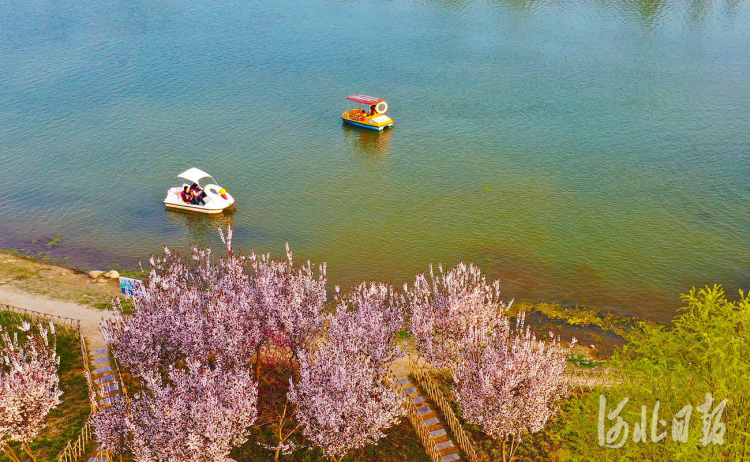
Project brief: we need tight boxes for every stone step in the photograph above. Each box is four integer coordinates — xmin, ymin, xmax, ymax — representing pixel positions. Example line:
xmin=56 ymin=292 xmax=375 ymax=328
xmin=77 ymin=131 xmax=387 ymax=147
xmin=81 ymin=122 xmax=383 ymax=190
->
xmin=92 ymin=348 xmax=108 ymax=356
xmin=417 ymin=406 xmax=433 ymax=415
xmin=398 ymin=378 xmax=410 ymax=385
xmin=430 ymin=428 xmax=447 ymax=438
xmin=97 ymin=384 xmax=119 ymax=396
xmin=88 ymin=455 xmax=109 ymax=462
xmin=412 ymin=396 xmax=425 ymax=404
xmin=405 ymin=387 xmax=417 ymax=394
xmin=99 ymin=397 xmax=114 ymax=406
xmin=441 ymin=454 xmax=460 ymax=461
xmin=423 ymin=417 xmax=440 ymax=426
xmin=436 ymin=440 xmax=455 ymax=450
xmin=93 ymin=366 xmax=111 ymax=375
xmin=92 ymin=357 xmax=110 ymax=365
xmin=95 ymin=375 xmax=114 ymax=384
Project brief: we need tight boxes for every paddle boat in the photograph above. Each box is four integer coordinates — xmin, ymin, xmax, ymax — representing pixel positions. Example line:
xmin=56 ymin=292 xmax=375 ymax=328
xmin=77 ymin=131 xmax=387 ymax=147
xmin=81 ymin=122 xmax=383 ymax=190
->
xmin=163 ymin=168 xmax=235 ymax=214
xmin=341 ymin=95 xmax=394 ymax=131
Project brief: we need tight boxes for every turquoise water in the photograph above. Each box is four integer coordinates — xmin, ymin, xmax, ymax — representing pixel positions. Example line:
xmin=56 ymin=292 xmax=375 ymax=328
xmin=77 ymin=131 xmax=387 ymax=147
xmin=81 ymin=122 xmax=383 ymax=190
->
xmin=1 ymin=0 xmax=749 ymax=321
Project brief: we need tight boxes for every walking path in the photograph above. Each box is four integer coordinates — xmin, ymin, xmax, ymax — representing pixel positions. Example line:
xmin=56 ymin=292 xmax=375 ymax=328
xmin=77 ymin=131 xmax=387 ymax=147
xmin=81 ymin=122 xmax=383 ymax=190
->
xmin=390 ymin=360 xmax=462 ymax=462
xmin=0 ymin=286 xmax=108 ymax=349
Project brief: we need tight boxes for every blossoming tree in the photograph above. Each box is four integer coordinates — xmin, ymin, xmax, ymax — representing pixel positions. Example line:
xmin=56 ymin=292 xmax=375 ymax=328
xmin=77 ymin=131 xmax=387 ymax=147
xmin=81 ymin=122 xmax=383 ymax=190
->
xmin=288 ymin=341 xmax=405 ymax=462
xmin=92 ymin=360 xmax=257 ymax=462
xmin=101 ymin=228 xmax=261 ymax=378
xmin=0 ymin=321 xmax=62 ymax=462
xmin=406 ymin=262 xmax=511 ymax=370
xmin=328 ymin=281 xmax=406 ymax=369
xmin=454 ymin=314 xmax=574 ymax=462
xmin=287 ymin=281 xmax=406 ymax=461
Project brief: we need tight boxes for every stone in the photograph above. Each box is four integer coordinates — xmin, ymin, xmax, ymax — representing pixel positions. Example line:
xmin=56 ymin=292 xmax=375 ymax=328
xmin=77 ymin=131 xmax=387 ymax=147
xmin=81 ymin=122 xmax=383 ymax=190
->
xmin=441 ymin=454 xmax=460 ymax=461
xmin=423 ymin=417 xmax=440 ymax=426
xmin=104 ymin=270 xmax=120 ymax=279
xmin=88 ymin=271 xmax=103 ymax=279
xmin=430 ymin=428 xmax=447 ymax=438
xmin=436 ymin=440 xmax=454 ymax=450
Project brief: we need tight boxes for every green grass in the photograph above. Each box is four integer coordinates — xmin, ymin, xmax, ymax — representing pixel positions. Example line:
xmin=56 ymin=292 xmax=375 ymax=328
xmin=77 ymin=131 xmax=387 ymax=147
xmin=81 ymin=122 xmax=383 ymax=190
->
xmin=0 ymin=312 xmax=91 ymax=462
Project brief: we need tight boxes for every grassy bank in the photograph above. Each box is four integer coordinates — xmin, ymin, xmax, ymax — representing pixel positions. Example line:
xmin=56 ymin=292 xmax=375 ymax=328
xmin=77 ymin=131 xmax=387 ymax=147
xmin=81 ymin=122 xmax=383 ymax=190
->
xmin=0 ymin=311 xmax=91 ymax=462
xmin=0 ymin=251 xmax=121 ymax=308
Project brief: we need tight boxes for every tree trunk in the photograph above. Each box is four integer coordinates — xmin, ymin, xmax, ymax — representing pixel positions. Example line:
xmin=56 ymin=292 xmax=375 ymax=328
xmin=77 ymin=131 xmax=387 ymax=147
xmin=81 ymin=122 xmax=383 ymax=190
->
xmin=1 ymin=445 xmax=23 ymax=462
xmin=22 ymin=442 xmax=38 ymax=462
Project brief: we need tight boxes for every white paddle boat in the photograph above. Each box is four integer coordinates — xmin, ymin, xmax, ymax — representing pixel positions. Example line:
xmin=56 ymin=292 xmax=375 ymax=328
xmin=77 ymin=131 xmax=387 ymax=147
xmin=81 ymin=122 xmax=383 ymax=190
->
xmin=164 ymin=168 xmax=235 ymax=214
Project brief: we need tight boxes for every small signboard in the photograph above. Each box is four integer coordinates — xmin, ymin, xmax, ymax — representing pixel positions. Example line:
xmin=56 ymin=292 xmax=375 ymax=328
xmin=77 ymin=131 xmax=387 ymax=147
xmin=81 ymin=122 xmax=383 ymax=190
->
xmin=119 ymin=277 xmax=145 ymax=297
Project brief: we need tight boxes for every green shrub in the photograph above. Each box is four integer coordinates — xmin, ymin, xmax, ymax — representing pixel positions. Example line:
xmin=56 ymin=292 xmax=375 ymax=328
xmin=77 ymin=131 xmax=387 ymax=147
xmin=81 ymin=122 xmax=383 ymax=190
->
xmin=559 ymin=285 xmax=750 ymax=461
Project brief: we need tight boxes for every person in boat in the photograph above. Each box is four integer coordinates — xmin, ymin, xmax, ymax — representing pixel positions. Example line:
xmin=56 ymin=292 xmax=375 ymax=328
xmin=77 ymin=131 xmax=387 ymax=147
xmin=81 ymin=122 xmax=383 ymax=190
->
xmin=180 ymin=186 xmax=193 ymax=204
xmin=190 ymin=183 xmax=207 ymax=200
xmin=369 ymin=105 xmax=376 ymax=116
xmin=189 ymin=184 xmax=206 ymax=206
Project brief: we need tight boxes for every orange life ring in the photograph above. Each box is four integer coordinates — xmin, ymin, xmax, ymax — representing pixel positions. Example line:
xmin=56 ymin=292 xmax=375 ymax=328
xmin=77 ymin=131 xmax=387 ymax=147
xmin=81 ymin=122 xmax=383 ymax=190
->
xmin=375 ymin=101 xmax=388 ymax=114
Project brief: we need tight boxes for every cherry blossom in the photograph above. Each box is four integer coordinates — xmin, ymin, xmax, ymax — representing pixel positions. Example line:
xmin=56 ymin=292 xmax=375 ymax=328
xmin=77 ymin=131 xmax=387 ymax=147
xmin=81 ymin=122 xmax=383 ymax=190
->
xmin=91 ymin=360 xmax=257 ymax=462
xmin=0 ymin=322 xmax=62 ymax=462
xmin=328 ymin=281 xmax=405 ymax=369
xmin=288 ymin=341 xmax=405 ymax=462
xmin=454 ymin=314 xmax=574 ymax=462
xmin=406 ymin=262 xmax=511 ymax=370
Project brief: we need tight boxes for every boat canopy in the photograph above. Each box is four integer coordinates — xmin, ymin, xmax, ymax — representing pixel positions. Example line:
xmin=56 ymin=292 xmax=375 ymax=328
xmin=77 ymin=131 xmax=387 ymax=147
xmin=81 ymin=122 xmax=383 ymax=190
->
xmin=177 ymin=167 xmax=212 ymax=184
xmin=346 ymin=95 xmax=384 ymax=105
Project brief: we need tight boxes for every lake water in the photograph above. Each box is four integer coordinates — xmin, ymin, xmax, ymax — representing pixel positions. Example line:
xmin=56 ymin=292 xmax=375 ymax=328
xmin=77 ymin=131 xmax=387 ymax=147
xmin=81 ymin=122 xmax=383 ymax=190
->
xmin=2 ymin=0 xmax=749 ymax=322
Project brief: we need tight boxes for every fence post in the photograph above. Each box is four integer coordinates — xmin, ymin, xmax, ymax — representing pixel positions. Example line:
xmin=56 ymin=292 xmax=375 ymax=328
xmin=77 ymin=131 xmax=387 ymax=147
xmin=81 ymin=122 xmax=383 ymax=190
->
xmin=409 ymin=356 xmax=480 ymax=462
xmin=384 ymin=368 xmax=443 ymax=462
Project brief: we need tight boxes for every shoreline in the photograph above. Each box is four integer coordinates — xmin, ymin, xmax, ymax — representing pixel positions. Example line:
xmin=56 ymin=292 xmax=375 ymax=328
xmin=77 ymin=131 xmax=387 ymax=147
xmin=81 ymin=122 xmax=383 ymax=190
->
xmin=0 ymin=249 xmax=656 ymax=359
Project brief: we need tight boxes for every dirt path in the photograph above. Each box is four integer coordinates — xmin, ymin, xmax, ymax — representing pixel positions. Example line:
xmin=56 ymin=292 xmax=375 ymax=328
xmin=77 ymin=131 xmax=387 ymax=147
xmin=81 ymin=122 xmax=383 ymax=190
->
xmin=0 ymin=252 xmax=122 ymax=349
xmin=0 ymin=285 xmax=109 ymax=349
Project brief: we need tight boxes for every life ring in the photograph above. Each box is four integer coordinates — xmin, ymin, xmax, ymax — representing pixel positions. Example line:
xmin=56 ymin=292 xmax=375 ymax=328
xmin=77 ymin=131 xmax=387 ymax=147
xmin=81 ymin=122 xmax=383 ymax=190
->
xmin=375 ymin=101 xmax=388 ymax=114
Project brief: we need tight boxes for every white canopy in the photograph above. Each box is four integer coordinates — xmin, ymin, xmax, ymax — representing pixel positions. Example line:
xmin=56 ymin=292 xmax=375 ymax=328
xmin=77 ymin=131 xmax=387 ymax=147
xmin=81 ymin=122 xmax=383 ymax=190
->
xmin=177 ymin=168 xmax=212 ymax=184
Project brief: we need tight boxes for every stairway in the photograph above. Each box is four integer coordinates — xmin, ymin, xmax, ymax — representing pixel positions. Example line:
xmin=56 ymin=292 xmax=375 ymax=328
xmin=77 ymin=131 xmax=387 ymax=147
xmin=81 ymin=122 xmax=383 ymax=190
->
xmin=398 ymin=378 xmax=461 ymax=462
xmin=86 ymin=346 xmax=122 ymax=462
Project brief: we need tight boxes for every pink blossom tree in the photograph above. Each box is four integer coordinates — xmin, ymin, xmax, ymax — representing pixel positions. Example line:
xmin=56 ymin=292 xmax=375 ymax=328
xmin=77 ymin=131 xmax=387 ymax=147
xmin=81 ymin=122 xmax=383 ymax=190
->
xmin=0 ymin=321 xmax=62 ymax=462
xmin=99 ymin=227 xmax=329 ymax=461
xmin=406 ymin=262 xmax=511 ymax=370
xmin=248 ymin=241 xmax=327 ymax=356
xmin=328 ymin=281 xmax=405 ymax=369
xmin=288 ymin=341 xmax=405 ymax=462
xmin=91 ymin=359 xmax=257 ymax=462
xmin=246 ymin=241 xmax=327 ymax=460
xmin=454 ymin=314 xmax=574 ymax=462
xmin=101 ymin=227 xmax=261 ymax=378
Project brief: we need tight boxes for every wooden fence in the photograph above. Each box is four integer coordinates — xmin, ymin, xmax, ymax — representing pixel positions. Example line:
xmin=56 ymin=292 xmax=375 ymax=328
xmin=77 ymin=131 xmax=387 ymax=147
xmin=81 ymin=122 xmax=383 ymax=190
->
xmin=384 ymin=368 xmax=443 ymax=462
xmin=409 ymin=356 xmax=479 ymax=462
xmin=56 ymin=422 xmax=93 ymax=462
xmin=0 ymin=303 xmax=80 ymax=333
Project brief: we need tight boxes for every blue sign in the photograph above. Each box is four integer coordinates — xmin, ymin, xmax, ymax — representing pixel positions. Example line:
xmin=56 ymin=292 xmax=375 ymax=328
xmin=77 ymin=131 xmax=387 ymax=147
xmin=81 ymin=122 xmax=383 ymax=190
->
xmin=119 ymin=277 xmax=145 ymax=297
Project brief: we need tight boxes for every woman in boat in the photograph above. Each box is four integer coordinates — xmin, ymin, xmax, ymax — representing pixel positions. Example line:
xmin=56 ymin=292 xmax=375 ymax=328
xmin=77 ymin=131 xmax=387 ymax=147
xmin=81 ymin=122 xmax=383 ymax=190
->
xmin=369 ymin=105 xmax=376 ymax=116
xmin=189 ymin=184 xmax=206 ymax=206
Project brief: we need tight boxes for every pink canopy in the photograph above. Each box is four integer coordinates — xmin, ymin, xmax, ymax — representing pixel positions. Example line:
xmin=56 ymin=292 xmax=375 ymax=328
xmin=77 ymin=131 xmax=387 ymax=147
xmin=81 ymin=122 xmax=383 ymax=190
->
xmin=346 ymin=94 xmax=384 ymax=105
